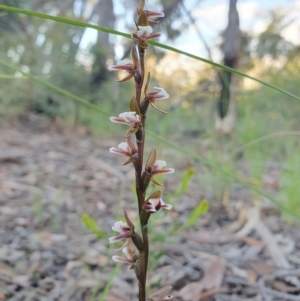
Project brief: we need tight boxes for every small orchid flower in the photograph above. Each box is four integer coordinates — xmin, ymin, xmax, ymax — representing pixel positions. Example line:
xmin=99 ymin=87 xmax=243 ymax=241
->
xmin=144 ymin=10 xmax=165 ymax=18
xmin=108 ymin=59 xmax=133 ymax=72
xmin=147 ymin=87 xmax=169 ymax=103
xmin=145 ymin=87 xmax=169 ymax=113
xmin=110 ymin=111 xmax=141 ymax=137
xmin=112 ymin=241 xmax=139 ymax=269
xmin=144 ymin=150 xmax=175 ymax=186
xmin=150 ymin=160 xmax=175 ymax=185
xmin=109 ymin=137 xmax=138 ymax=165
xmin=109 ymin=142 xmax=131 ymax=157
xmin=152 ymin=160 xmax=175 ymax=175
xmin=132 ymin=25 xmax=161 ymax=48
xmin=108 ymin=46 xmax=140 ymax=83
xmin=144 ymin=10 xmax=165 ymax=24
xmin=110 ymin=111 xmax=140 ymax=127
xmin=110 ymin=112 xmax=141 ymax=137
xmin=137 ymin=26 xmax=153 ymax=38
xmin=144 ymin=197 xmax=172 ymax=213
xmin=109 ymin=220 xmax=133 ymax=243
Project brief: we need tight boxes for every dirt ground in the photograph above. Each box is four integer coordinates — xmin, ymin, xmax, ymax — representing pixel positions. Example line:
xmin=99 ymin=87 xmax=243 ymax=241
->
xmin=0 ymin=115 xmax=300 ymax=301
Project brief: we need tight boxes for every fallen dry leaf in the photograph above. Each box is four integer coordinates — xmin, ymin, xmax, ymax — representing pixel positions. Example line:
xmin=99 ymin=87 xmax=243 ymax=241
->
xmin=247 ymin=260 xmax=273 ymax=277
xmin=200 ymin=286 xmax=229 ymax=301
xmin=200 ymin=258 xmax=226 ymax=291
xmin=177 ymin=282 xmax=203 ymax=301
xmin=271 ymin=280 xmax=300 ymax=293
xmin=238 ymin=236 xmax=265 ymax=247
xmin=177 ymin=258 xmax=226 ymax=301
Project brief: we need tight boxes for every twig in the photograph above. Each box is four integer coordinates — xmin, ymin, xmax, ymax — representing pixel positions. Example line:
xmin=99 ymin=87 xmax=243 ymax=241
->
xmin=259 ymin=276 xmax=300 ymax=301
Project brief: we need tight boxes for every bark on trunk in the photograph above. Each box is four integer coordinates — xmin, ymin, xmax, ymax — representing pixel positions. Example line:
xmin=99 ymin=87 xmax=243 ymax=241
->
xmin=216 ymin=0 xmax=240 ymax=133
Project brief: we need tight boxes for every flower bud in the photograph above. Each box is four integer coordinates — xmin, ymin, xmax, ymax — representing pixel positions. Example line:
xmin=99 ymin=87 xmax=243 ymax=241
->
xmin=144 ymin=72 xmax=151 ymax=97
xmin=126 ymin=135 xmax=138 ymax=155
xmin=137 ymin=0 xmax=145 ymax=15
xmin=130 ymin=97 xmax=140 ymax=115
xmin=123 ymin=208 xmax=135 ymax=233
xmin=145 ymin=148 xmax=157 ymax=173
xmin=132 ymin=232 xmax=144 ymax=252
xmin=130 ymin=44 xmax=140 ymax=70
xmin=137 ymin=11 xmax=148 ymax=27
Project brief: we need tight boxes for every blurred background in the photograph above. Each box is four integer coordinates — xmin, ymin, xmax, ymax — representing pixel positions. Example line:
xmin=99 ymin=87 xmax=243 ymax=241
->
xmin=1 ymin=0 xmax=300 ymax=300
xmin=1 ymin=0 xmax=300 ymax=135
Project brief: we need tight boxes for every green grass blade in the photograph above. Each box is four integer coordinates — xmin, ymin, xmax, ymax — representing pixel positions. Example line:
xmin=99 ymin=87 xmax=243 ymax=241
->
xmin=146 ymin=130 xmax=300 ymax=220
xmin=0 ymin=59 xmax=299 ymax=220
xmin=149 ymin=41 xmax=300 ymax=102
xmin=81 ymin=213 xmax=106 ymax=239
xmin=175 ymin=167 xmax=195 ymax=197
xmin=98 ymin=263 xmax=121 ymax=301
xmin=0 ymin=4 xmax=300 ymax=101
xmin=184 ymin=199 xmax=209 ymax=229
xmin=0 ymin=4 xmax=130 ymax=39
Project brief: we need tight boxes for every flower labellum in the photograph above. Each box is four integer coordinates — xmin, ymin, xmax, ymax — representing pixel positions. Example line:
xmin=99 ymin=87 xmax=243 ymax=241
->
xmin=112 ymin=241 xmax=139 ymax=269
xmin=144 ymin=197 xmax=172 ymax=213
xmin=109 ymin=137 xmax=137 ymax=165
xmin=152 ymin=160 xmax=175 ymax=175
xmin=132 ymin=25 xmax=161 ymax=48
xmin=109 ymin=220 xmax=133 ymax=243
xmin=110 ymin=111 xmax=141 ymax=127
xmin=147 ymin=87 xmax=169 ymax=103
xmin=109 ymin=142 xmax=132 ymax=157
xmin=108 ymin=59 xmax=136 ymax=82
xmin=137 ymin=25 xmax=153 ymax=38
xmin=108 ymin=59 xmax=133 ymax=72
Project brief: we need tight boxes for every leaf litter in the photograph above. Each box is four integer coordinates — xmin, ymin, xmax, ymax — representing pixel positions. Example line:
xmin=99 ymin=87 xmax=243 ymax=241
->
xmin=0 ymin=115 xmax=300 ymax=301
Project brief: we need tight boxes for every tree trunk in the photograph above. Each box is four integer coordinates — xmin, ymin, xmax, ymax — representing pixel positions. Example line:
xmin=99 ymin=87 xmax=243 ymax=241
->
xmin=90 ymin=0 xmax=115 ymax=56
xmin=216 ymin=0 xmax=240 ymax=134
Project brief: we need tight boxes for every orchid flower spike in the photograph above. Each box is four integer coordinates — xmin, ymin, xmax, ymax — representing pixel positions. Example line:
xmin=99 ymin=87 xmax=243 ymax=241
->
xmin=108 ymin=59 xmax=135 ymax=82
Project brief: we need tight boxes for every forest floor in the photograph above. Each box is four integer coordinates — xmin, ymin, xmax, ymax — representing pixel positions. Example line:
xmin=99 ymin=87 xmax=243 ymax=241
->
xmin=0 ymin=115 xmax=300 ymax=301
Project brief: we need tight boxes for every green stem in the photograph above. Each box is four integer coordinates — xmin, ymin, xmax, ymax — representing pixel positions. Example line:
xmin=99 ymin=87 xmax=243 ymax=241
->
xmin=135 ymin=45 xmax=148 ymax=301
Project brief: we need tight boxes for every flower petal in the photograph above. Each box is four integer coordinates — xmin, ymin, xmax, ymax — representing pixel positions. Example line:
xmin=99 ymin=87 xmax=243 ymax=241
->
xmin=154 ymin=160 xmax=167 ymax=170
xmin=152 ymin=160 xmax=175 ymax=175
xmin=137 ymin=25 xmax=153 ymax=37
xmin=144 ymin=198 xmax=172 ymax=213
xmin=108 ymin=59 xmax=133 ymax=72
xmin=152 ymin=168 xmax=175 ymax=175
xmin=112 ymin=255 xmax=132 ymax=264
xmin=109 ymin=232 xmax=131 ymax=243
xmin=110 ymin=112 xmax=140 ymax=127
xmin=112 ymin=220 xmax=128 ymax=232
xmin=144 ymin=10 xmax=165 ymax=18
